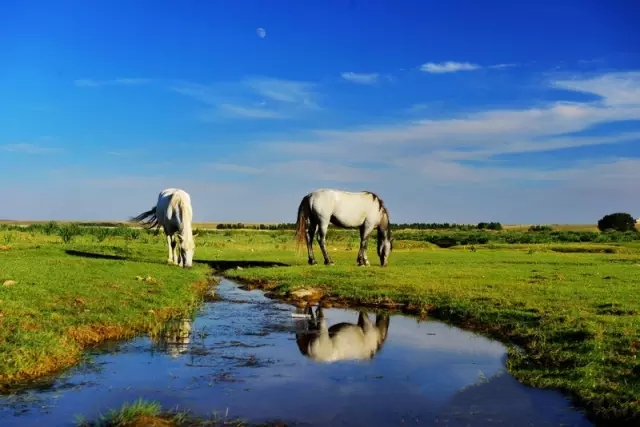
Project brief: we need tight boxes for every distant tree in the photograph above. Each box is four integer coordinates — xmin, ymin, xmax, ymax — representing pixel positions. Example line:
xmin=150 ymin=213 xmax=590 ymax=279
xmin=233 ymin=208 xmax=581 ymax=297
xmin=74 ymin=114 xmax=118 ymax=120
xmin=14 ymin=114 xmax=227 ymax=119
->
xmin=487 ymin=222 xmax=503 ymax=231
xmin=597 ymin=212 xmax=637 ymax=232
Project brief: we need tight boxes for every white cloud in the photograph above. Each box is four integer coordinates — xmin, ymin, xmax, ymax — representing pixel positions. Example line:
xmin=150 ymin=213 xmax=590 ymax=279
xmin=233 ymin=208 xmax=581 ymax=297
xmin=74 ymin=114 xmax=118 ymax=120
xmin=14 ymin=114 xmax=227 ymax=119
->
xmin=217 ymin=104 xmax=284 ymax=119
xmin=17 ymin=69 xmax=638 ymax=223
xmin=0 ymin=143 xmax=59 ymax=154
xmin=551 ymin=71 xmax=640 ymax=106
xmin=74 ymin=78 xmax=152 ymax=87
xmin=340 ymin=72 xmax=380 ymax=85
xmin=420 ymin=61 xmax=481 ymax=73
xmin=169 ymin=76 xmax=319 ymax=121
xmin=242 ymin=77 xmax=319 ymax=109
xmin=419 ymin=61 xmax=520 ymax=74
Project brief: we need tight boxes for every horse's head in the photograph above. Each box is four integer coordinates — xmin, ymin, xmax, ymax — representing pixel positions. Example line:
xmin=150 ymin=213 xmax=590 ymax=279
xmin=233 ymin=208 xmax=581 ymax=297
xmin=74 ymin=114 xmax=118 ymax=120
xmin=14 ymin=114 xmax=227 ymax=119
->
xmin=176 ymin=232 xmax=196 ymax=268
xmin=377 ymin=233 xmax=392 ymax=267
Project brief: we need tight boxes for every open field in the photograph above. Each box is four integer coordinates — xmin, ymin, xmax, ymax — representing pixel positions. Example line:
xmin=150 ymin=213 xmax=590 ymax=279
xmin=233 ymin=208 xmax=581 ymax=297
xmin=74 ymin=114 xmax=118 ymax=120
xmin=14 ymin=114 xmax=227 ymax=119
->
xmin=0 ymin=222 xmax=639 ymax=425
xmin=0 ymin=219 xmax=609 ymax=232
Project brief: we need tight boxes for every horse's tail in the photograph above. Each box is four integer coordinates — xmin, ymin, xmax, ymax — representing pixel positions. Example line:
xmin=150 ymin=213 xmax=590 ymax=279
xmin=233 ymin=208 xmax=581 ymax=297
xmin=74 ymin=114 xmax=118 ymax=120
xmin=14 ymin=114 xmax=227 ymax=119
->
xmin=294 ymin=194 xmax=311 ymax=253
xmin=130 ymin=206 xmax=159 ymax=230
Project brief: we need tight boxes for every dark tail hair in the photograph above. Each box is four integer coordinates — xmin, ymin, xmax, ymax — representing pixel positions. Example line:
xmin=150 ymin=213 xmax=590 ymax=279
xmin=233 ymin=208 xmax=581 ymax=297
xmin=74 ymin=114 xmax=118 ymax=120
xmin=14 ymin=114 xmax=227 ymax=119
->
xmin=294 ymin=194 xmax=311 ymax=253
xmin=130 ymin=206 xmax=159 ymax=230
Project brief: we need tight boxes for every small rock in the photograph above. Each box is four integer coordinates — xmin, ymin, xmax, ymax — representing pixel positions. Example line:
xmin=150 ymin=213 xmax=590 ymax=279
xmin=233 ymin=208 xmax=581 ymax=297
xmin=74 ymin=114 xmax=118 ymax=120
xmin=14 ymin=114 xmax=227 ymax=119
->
xmin=3 ymin=280 xmax=16 ymax=287
xmin=0 ymin=245 xmax=10 ymax=250
xmin=236 ymin=266 xmax=243 ymax=270
xmin=135 ymin=276 xmax=143 ymax=281
xmin=290 ymin=288 xmax=323 ymax=301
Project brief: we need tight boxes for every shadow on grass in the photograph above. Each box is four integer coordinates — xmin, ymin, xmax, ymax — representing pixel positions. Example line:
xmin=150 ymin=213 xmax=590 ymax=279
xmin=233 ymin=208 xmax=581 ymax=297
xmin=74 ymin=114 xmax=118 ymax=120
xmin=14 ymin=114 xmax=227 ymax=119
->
xmin=64 ymin=250 xmax=289 ymax=270
xmin=194 ymin=259 xmax=290 ymax=271
xmin=65 ymin=250 xmax=127 ymax=261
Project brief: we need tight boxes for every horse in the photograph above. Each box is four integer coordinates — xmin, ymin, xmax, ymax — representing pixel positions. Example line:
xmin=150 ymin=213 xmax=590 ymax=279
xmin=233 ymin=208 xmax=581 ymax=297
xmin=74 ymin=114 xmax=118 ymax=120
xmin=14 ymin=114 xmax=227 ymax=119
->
xmin=295 ymin=304 xmax=390 ymax=363
xmin=130 ymin=188 xmax=197 ymax=268
xmin=294 ymin=189 xmax=393 ymax=267
xmin=149 ymin=317 xmax=192 ymax=359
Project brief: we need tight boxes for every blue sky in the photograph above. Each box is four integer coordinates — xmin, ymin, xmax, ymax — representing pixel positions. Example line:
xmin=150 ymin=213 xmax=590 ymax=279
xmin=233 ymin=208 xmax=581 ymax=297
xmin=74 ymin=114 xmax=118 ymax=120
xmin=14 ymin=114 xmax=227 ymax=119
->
xmin=1 ymin=0 xmax=639 ymax=223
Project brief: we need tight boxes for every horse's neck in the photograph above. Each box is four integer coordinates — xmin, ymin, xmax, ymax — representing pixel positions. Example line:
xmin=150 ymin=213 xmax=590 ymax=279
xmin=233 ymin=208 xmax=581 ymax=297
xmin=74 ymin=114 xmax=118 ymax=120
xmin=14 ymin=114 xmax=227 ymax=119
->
xmin=174 ymin=200 xmax=193 ymax=239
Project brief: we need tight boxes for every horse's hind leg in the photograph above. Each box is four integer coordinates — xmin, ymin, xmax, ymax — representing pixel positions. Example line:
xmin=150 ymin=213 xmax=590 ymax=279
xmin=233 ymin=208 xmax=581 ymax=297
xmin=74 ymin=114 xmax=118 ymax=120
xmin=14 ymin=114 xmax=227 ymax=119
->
xmin=306 ymin=219 xmax=318 ymax=265
xmin=316 ymin=220 xmax=334 ymax=265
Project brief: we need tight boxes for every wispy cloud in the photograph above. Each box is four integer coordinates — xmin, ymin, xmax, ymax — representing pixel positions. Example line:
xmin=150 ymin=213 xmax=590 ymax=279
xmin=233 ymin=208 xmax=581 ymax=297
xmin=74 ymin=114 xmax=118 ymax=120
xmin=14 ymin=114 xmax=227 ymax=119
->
xmin=0 ymin=143 xmax=59 ymax=154
xmin=217 ymin=104 xmax=284 ymax=119
xmin=488 ymin=63 xmax=518 ymax=69
xmin=340 ymin=72 xmax=380 ymax=85
xmin=74 ymin=78 xmax=152 ymax=88
xmin=420 ymin=61 xmax=481 ymax=74
xmin=242 ymin=77 xmax=319 ymax=109
xmin=420 ymin=61 xmax=519 ymax=74
xmin=170 ymin=76 xmax=319 ymax=120
xmin=235 ymin=70 xmax=640 ymax=190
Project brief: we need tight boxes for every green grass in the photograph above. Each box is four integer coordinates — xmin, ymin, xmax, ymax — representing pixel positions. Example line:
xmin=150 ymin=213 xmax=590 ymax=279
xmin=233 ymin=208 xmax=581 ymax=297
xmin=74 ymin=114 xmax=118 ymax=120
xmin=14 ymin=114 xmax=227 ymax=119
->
xmin=1 ymin=225 xmax=639 ymax=426
xmin=73 ymin=398 xmax=257 ymax=427
xmin=0 ymin=233 xmax=212 ymax=387
xmin=74 ymin=398 xmax=289 ymax=427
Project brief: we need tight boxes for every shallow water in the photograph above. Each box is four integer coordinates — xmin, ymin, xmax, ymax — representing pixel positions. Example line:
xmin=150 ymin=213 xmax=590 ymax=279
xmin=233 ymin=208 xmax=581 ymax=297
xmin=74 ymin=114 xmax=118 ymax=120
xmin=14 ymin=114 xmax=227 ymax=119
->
xmin=0 ymin=278 xmax=592 ymax=427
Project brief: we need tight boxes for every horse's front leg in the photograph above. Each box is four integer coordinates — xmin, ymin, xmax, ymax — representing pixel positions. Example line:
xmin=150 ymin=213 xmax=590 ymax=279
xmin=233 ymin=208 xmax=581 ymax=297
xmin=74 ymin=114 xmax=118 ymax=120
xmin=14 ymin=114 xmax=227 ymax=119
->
xmin=358 ymin=224 xmax=374 ymax=266
xmin=166 ymin=235 xmax=176 ymax=264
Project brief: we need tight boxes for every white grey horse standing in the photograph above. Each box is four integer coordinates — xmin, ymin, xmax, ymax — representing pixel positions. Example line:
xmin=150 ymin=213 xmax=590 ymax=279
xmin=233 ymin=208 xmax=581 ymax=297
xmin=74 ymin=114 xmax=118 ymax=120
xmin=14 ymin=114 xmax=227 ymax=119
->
xmin=294 ymin=189 xmax=393 ymax=266
xmin=130 ymin=188 xmax=197 ymax=268
xmin=295 ymin=304 xmax=390 ymax=362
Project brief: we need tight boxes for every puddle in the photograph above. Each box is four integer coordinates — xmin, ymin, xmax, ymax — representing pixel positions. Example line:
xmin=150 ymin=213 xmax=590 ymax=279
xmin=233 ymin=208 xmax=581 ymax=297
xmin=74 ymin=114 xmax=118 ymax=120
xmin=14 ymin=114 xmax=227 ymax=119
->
xmin=0 ymin=278 xmax=592 ymax=427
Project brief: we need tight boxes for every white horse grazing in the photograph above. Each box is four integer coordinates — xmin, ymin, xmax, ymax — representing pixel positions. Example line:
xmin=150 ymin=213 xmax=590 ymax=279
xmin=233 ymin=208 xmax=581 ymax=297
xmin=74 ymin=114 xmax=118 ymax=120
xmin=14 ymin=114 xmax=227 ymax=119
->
xmin=130 ymin=188 xmax=197 ymax=268
xmin=295 ymin=305 xmax=390 ymax=363
xmin=294 ymin=189 xmax=393 ymax=267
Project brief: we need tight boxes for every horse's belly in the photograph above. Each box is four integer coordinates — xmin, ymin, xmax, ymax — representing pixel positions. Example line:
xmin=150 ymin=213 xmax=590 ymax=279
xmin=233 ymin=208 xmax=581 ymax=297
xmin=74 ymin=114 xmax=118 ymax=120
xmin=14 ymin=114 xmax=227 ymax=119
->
xmin=330 ymin=208 xmax=367 ymax=227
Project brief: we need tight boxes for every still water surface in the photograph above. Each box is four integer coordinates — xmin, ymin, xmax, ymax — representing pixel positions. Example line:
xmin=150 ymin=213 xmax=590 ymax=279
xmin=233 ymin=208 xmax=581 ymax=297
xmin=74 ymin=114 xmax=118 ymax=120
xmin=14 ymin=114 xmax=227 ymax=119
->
xmin=0 ymin=278 xmax=592 ymax=427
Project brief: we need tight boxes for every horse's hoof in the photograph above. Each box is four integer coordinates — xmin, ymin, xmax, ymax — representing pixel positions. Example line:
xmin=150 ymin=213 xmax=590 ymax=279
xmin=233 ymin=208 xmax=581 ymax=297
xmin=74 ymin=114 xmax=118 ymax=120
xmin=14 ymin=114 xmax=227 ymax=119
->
xmin=325 ymin=261 xmax=335 ymax=266
xmin=308 ymin=260 xmax=318 ymax=266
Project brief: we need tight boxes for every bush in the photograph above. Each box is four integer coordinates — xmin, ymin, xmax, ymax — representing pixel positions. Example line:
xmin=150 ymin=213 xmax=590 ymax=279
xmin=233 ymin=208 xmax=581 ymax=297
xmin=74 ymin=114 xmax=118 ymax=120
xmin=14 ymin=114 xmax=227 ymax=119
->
xmin=529 ymin=225 xmax=553 ymax=232
xmin=597 ymin=213 xmax=637 ymax=233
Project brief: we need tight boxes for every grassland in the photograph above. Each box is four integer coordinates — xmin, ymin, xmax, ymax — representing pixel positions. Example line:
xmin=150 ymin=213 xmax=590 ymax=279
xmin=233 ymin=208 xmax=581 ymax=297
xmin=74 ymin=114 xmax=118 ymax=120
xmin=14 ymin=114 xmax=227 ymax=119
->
xmin=0 ymin=221 xmax=639 ymax=426
xmin=0 ymin=228 xmax=213 ymax=388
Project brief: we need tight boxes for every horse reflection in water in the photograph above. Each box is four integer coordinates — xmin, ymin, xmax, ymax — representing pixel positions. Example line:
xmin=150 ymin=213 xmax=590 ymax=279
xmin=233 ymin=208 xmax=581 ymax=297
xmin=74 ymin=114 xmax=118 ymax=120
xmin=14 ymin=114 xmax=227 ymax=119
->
xmin=295 ymin=304 xmax=390 ymax=362
xmin=149 ymin=317 xmax=193 ymax=358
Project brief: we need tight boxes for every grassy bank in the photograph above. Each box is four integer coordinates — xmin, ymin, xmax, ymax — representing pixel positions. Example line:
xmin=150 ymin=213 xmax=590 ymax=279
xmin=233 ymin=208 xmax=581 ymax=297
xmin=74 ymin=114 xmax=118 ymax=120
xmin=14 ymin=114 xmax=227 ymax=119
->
xmin=1 ymin=225 xmax=639 ymax=425
xmin=0 ymin=234 xmax=212 ymax=388
xmin=74 ymin=398 xmax=285 ymax=427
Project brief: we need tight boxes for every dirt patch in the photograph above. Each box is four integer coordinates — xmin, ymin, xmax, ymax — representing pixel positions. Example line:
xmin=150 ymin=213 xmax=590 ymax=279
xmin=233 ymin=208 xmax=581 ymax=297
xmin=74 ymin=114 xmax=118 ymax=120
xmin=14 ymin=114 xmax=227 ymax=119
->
xmin=237 ymin=280 xmax=429 ymax=317
xmin=67 ymin=324 xmax=134 ymax=346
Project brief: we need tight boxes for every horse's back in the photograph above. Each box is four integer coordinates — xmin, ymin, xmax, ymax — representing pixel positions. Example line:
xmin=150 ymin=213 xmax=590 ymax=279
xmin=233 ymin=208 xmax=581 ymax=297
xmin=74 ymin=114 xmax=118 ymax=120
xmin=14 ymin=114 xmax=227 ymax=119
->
xmin=156 ymin=188 xmax=192 ymax=227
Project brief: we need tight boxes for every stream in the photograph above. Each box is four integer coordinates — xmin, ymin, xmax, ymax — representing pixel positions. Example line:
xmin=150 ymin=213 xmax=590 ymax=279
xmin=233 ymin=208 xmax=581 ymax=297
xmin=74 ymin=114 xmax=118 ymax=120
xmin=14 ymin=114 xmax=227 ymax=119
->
xmin=0 ymin=278 xmax=593 ymax=427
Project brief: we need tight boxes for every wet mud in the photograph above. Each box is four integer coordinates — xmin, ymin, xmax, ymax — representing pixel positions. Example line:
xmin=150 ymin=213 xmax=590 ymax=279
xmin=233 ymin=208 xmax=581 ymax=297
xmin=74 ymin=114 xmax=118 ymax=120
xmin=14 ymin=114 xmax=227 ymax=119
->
xmin=0 ymin=278 xmax=593 ymax=427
